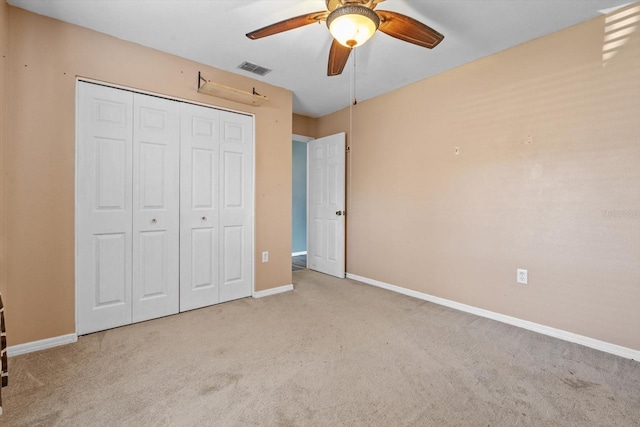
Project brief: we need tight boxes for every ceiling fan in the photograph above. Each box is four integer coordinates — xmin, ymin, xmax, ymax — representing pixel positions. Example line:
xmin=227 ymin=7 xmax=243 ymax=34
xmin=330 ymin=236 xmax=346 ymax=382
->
xmin=246 ymin=0 xmax=444 ymax=76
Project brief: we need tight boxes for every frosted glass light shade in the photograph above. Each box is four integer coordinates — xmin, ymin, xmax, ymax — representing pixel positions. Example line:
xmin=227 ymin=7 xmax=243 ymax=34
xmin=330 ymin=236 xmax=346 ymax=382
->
xmin=327 ymin=5 xmax=380 ymax=48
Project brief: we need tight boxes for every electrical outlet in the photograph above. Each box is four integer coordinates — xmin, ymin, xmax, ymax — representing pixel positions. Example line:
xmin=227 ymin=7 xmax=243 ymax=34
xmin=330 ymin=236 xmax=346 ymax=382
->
xmin=517 ymin=269 xmax=528 ymax=285
xmin=262 ymin=251 xmax=269 ymax=263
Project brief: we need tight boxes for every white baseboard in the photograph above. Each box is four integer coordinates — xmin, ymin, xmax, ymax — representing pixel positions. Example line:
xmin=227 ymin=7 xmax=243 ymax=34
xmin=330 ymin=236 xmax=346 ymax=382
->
xmin=292 ymin=251 xmax=307 ymax=257
xmin=346 ymin=273 xmax=640 ymax=362
xmin=8 ymin=286 xmax=293 ymax=355
xmin=253 ymin=284 xmax=294 ymax=299
xmin=7 ymin=333 xmax=78 ymax=357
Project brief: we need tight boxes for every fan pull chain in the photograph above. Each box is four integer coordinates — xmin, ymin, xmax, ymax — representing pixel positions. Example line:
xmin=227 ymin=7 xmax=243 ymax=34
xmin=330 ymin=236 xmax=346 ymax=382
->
xmin=349 ymin=48 xmax=355 ymax=147
xmin=352 ymin=48 xmax=358 ymax=105
xmin=348 ymin=47 xmax=354 ymax=224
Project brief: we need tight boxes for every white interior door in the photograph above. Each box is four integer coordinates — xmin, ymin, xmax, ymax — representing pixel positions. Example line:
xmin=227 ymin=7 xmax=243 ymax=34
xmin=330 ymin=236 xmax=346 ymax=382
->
xmin=131 ymin=93 xmax=180 ymax=322
xmin=77 ymin=82 xmax=134 ymax=334
xmin=180 ymin=103 xmax=221 ymax=311
xmin=308 ymin=132 xmax=346 ymax=278
xmin=219 ymin=111 xmax=254 ymax=302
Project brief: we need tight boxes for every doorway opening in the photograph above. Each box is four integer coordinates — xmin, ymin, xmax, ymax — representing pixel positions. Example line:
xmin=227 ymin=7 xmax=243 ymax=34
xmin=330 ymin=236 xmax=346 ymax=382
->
xmin=292 ymin=134 xmax=311 ymax=271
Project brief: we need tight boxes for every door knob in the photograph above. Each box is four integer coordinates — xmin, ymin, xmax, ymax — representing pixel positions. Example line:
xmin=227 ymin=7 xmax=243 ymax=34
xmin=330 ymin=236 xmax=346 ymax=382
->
xmin=201 ymin=216 xmax=207 ymax=221
xmin=335 ymin=211 xmax=345 ymax=216
xmin=150 ymin=218 xmax=157 ymax=224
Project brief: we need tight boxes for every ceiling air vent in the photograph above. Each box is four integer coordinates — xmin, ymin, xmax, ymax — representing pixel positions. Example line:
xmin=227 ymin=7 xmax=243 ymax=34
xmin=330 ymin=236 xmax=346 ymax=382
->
xmin=238 ymin=61 xmax=272 ymax=76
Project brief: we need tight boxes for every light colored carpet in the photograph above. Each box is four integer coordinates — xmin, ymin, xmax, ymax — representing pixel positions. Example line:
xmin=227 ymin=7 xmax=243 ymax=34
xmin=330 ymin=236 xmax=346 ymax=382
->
xmin=3 ymin=270 xmax=640 ymax=426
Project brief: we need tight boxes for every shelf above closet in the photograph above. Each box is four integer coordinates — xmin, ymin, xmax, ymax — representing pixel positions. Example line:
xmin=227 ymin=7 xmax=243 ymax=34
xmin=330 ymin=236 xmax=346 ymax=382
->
xmin=197 ymin=72 xmax=268 ymax=107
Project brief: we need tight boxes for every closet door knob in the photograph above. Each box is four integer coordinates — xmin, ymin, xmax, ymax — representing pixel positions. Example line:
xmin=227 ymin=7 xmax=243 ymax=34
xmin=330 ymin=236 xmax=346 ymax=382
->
xmin=151 ymin=218 xmax=157 ymax=224
xmin=201 ymin=216 xmax=207 ymax=221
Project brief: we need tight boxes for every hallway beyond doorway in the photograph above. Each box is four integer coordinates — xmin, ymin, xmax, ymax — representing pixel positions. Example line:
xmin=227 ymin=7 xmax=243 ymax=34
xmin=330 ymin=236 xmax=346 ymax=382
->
xmin=292 ymin=254 xmax=306 ymax=271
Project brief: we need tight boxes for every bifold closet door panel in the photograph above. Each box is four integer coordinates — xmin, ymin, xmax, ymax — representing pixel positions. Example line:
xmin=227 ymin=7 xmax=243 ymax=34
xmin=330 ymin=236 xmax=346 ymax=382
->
xmin=179 ymin=103 xmax=221 ymax=312
xmin=77 ymin=82 xmax=134 ymax=335
xmin=219 ymin=111 xmax=253 ymax=303
xmin=132 ymin=93 xmax=180 ymax=322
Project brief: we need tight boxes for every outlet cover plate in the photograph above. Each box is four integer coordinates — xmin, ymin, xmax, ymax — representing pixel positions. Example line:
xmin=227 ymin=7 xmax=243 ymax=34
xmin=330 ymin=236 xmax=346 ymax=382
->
xmin=517 ymin=269 xmax=528 ymax=285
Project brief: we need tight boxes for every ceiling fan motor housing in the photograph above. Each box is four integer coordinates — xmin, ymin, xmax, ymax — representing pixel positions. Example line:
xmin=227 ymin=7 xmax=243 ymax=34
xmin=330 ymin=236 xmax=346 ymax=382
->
xmin=327 ymin=5 xmax=380 ymax=48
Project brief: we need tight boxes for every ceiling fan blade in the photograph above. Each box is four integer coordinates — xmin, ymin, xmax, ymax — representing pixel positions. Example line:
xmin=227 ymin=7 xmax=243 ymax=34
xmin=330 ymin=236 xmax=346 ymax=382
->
xmin=376 ymin=10 xmax=444 ymax=49
xmin=328 ymin=39 xmax=352 ymax=76
xmin=246 ymin=11 xmax=329 ymax=40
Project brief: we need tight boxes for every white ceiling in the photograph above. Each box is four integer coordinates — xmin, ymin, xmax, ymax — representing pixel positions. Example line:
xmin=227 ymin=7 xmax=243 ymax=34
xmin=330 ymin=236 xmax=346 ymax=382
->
xmin=8 ymin=0 xmax=632 ymax=117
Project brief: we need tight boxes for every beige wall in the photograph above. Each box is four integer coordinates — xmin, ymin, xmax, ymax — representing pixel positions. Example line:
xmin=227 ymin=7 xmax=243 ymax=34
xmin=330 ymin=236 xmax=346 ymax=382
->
xmin=318 ymin=8 xmax=640 ymax=351
xmin=292 ymin=113 xmax=317 ymax=138
xmin=0 ymin=1 xmax=8 ymax=302
xmin=5 ymin=6 xmax=293 ymax=346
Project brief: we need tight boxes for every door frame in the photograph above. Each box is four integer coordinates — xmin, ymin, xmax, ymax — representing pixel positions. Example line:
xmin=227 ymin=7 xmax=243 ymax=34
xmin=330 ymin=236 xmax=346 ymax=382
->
xmin=75 ymin=77 xmax=256 ymax=335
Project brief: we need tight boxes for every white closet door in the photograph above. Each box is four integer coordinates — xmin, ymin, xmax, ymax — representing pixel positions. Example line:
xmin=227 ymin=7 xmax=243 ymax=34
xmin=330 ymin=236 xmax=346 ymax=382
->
xmin=179 ymin=103 xmax=221 ymax=311
xmin=131 ymin=93 xmax=180 ymax=322
xmin=219 ymin=111 xmax=253 ymax=302
xmin=77 ymin=82 xmax=134 ymax=335
xmin=78 ymin=82 xmax=254 ymax=334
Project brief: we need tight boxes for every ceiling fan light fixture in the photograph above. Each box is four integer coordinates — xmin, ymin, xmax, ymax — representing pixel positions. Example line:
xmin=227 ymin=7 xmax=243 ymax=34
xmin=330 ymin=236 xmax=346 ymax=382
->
xmin=327 ymin=5 xmax=380 ymax=48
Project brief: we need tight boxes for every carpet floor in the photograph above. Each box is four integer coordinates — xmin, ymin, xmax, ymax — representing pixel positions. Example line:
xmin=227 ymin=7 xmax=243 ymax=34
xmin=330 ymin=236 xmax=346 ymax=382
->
xmin=3 ymin=270 xmax=640 ymax=426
